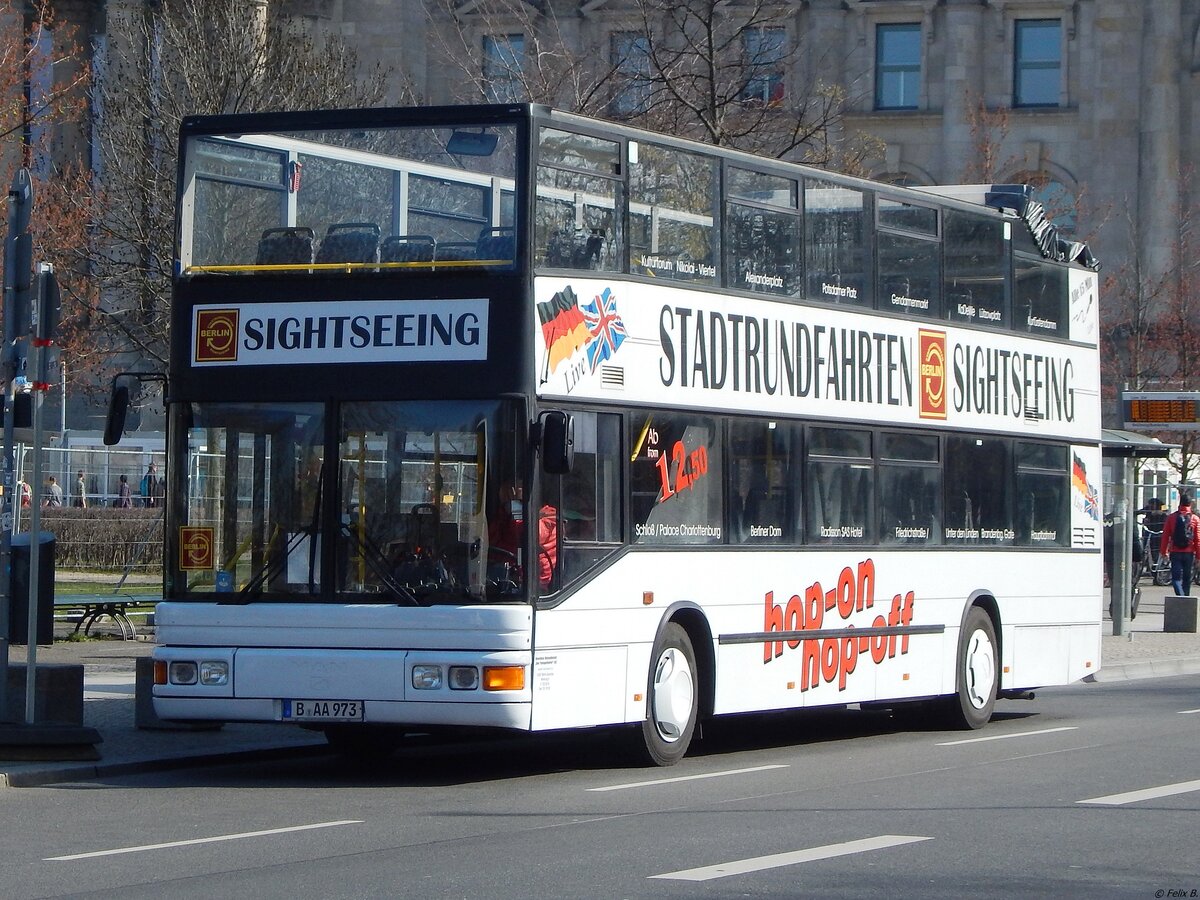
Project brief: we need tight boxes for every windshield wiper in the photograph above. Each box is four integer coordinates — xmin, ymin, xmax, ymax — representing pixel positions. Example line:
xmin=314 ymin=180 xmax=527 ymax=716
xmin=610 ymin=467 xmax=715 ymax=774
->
xmin=223 ymin=456 xmax=325 ymax=604
xmin=221 ymin=528 xmax=311 ymax=604
xmin=340 ymin=523 xmax=423 ymax=607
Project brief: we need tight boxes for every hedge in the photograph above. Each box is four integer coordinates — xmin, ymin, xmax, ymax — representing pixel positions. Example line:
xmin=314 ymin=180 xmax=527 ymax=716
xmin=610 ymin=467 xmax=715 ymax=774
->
xmin=23 ymin=507 xmax=163 ymax=572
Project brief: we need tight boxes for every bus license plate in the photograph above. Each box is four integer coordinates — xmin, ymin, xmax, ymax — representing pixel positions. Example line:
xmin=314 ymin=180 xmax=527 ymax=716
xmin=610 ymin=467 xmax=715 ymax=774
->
xmin=282 ymin=699 xmax=363 ymax=722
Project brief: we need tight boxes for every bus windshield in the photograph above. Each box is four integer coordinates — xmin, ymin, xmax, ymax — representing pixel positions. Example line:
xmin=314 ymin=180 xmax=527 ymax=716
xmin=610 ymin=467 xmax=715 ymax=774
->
xmin=181 ymin=121 xmax=519 ymax=274
xmin=178 ymin=398 xmax=528 ymax=604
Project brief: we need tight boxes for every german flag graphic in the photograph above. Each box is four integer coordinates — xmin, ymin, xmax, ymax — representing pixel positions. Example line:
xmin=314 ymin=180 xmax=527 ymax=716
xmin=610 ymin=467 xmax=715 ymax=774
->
xmin=538 ymin=286 xmax=591 ymax=375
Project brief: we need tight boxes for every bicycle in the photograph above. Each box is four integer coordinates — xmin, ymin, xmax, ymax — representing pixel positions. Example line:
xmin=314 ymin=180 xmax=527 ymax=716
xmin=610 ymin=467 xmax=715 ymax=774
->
xmin=1138 ymin=526 xmax=1170 ymax=587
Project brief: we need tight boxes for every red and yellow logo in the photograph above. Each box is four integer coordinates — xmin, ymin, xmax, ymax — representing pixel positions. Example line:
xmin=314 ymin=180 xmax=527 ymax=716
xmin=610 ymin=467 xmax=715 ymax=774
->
xmin=918 ymin=329 xmax=947 ymax=420
xmin=195 ymin=309 xmax=239 ymax=363
xmin=180 ymin=526 xmax=215 ymax=571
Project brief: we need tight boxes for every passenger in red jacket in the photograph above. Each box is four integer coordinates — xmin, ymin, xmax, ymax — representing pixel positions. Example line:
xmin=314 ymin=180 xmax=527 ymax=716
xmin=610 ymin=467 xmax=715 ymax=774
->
xmin=1159 ymin=494 xmax=1200 ymax=596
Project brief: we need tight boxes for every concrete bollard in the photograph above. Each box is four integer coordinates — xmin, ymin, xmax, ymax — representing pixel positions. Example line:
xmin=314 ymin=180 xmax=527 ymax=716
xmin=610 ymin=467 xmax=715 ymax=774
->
xmin=5 ymin=664 xmax=84 ymax=725
xmin=1163 ymin=595 xmax=1199 ymax=633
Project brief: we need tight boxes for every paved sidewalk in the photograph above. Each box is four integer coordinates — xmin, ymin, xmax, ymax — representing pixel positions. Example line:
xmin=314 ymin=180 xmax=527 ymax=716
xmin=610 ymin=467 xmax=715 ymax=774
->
xmin=1 ymin=586 xmax=1197 ymax=788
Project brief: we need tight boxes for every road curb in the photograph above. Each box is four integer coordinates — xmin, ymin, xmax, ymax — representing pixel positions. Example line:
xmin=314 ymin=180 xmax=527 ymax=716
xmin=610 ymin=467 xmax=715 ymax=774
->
xmin=0 ymin=741 xmax=328 ymax=789
xmin=1084 ymin=656 xmax=1200 ymax=684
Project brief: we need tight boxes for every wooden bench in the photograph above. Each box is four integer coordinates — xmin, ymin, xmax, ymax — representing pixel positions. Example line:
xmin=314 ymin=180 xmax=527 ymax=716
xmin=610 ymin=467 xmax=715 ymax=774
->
xmin=53 ymin=593 xmax=160 ymax=641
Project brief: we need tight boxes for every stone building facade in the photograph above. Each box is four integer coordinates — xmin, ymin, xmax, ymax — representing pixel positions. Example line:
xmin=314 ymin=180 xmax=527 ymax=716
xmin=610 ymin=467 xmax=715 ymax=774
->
xmin=65 ymin=1 xmax=1200 ymax=296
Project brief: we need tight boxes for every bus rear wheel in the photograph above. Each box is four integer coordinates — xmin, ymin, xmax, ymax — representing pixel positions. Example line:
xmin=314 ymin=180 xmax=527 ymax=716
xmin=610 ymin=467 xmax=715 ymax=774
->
xmin=640 ymin=623 xmax=698 ymax=766
xmin=944 ymin=607 xmax=998 ymax=730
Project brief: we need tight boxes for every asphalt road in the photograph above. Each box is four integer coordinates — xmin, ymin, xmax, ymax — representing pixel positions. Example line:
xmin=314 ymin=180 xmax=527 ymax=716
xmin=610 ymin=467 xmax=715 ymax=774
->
xmin=2 ymin=674 xmax=1198 ymax=899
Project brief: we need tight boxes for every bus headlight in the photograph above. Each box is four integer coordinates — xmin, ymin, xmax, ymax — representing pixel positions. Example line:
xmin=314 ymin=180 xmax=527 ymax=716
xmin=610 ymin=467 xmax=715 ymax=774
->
xmin=448 ymin=666 xmax=478 ymax=690
xmin=169 ymin=661 xmax=198 ymax=685
xmin=412 ymin=665 xmax=442 ymax=690
xmin=199 ymin=661 xmax=229 ymax=686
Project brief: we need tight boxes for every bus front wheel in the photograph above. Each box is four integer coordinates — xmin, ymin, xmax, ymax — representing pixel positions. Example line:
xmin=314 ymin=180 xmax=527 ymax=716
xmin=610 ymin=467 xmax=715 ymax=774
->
xmin=944 ymin=607 xmax=998 ymax=730
xmin=640 ymin=623 xmax=698 ymax=766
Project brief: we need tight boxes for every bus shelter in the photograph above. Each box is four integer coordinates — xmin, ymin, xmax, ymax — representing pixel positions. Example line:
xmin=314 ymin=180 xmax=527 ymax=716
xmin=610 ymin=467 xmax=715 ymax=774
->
xmin=1102 ymin=428 xmax=1178 ymax=635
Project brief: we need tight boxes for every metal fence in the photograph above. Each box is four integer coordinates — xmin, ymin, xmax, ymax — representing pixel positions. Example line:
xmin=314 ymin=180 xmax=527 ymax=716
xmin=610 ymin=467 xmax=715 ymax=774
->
xmin=11 ymin=436 xmax=166 ymax=577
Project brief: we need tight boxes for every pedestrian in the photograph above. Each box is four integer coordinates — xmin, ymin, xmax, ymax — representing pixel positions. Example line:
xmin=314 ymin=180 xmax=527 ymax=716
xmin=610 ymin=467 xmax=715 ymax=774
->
xmin=140 ymin=462 xmax=161 ymax=508
xmin=117 ymin=474 xmax=132 ymax=508
xmin=19 ymin=479 xmax=31 ymax=508
xmin=43 ymin=475 xmax=63 ymax=507
xmin=1159 ymin=492 xmax=1200 ymax=596
xmin=73 ymin=470 xmax=87 ymax=508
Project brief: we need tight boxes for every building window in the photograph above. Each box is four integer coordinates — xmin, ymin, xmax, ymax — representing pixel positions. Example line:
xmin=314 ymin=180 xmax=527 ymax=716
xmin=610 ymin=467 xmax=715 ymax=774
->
xmin=875 ymin=23 xmax=921 ymax=110
xmin=483 ymin=34 xmax=525 ymax=103
xmin=610 ymin=32 xmax=652 ymax=117
xmin=742 ymin=27 xmax=787 ymax=106
xmin=1014 ymin=19 xmax=1061 ymax=107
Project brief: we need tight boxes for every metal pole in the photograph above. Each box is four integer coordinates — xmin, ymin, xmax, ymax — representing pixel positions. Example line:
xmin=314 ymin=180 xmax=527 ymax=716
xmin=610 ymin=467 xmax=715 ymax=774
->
xmin=1112 ymin=457 xmax=1131 ymax=636
xmin=24 ymin=350 xmax=45 ymax=724
xmin=0 ymin=168 xmax=33 ymax=724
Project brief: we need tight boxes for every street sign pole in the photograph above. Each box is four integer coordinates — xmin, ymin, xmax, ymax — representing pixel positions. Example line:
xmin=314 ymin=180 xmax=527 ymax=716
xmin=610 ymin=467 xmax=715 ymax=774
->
xmin=1 ymin=169 xmax=33 ymax=724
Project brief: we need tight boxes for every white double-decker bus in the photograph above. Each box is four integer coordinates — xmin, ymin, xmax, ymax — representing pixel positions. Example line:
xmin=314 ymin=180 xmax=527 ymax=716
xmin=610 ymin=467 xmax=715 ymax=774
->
xmin=120 ymin=104 xmax=1103 ymax=764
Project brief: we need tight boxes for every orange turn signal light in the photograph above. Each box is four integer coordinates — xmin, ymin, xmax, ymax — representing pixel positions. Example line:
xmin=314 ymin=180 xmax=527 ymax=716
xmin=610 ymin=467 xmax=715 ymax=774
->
xmin=482 ymin=665 xmax=526 ymax=692
xmin=153 ymin=660 xmax=168 ymax=685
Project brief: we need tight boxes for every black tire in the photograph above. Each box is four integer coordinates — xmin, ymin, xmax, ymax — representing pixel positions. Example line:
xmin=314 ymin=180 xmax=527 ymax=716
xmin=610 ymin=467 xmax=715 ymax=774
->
xmin=943 ymin=608 xmax=998 ymax=730
xmin=640 ymin=623 xmax=698 ymax=766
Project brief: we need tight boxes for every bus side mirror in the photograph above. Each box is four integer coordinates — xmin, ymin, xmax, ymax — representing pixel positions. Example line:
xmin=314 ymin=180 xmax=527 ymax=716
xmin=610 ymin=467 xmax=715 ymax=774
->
xmin=539 ymin=410 xmax=574 ymax=475
xmin=103 ymin=377 xmax=133 ymax=445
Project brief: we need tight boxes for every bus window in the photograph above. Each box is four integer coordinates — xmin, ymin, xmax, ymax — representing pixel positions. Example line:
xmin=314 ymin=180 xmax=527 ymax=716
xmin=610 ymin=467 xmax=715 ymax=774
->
xmin=192 ymin=140 xmax=287 ymax=266
xmin=536 ymin=127 xmax=623 ymax=272
xmin=1016 ymin=442 xmax=1069 ymax=547
xmin=877 ymin=197 xmax=941 ymax=318
xmin=726 ymin=205 xmax=801 ymax=297
xmin=180 ymin=402 xmax=324 ymax=597
xmin=298 ymin=157 xmax=394 ymax=249
xmin=1015 ymin=254 xmax=1067 ymax=336
xmin=944 ymin=209 xmax=1008 ymax=327
xmin=541 ymin=411 xmax=623 ymax=591
xmin=630 ymin=414 xmax=723 ymax=544
xmin=728 ymin=419 xmax=798 ymax=544
xmin=806 ymin=426 xmax=872 ymax=544
xmin=336 ymin=399 xmax=516 ymax=604
xmin=535 ymin=171 xmax=620 ymax=271
xmin=945 ymin=436 xmax=1014 ymax=545
xmin=878 ymin=431 xmax=941 ymax=545
xmin=726 ymin=168 xmax=801 ymax=297
xmin=805 ymin=179 xmax=870 ymax=306
xmin=629 ymin=144 xmax=718 ymax=284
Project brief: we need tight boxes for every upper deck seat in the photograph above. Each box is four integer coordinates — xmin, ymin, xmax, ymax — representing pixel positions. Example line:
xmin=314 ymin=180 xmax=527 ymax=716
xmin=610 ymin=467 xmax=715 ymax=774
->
xmin=380 ymin=234 xmax=437 ymax=264
xmin=256 ymin=226 xmax=315 ymax=265
xmin=476 ymin=226 xmax=515 ymax=263
xmin=435 ymin=241 xmax=477 ymax=262
xmin=316 ymin=222 xmax=380 ymax=265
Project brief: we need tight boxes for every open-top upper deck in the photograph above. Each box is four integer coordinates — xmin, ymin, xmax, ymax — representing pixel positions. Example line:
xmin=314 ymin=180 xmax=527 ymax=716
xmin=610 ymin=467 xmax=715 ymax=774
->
xmin=176 ymin=103 xmax=1098 ymax=346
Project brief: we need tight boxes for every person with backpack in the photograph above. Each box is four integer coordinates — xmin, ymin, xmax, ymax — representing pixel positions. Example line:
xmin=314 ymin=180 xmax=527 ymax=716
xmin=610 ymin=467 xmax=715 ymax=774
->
xmin=1159 ymin=493 xmax=1200 ymax=596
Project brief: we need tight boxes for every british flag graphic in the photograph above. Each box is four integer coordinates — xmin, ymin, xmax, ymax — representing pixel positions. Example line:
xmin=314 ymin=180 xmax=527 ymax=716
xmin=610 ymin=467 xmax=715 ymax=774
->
xmin=581 ymin=287 xmax=627 ymax=372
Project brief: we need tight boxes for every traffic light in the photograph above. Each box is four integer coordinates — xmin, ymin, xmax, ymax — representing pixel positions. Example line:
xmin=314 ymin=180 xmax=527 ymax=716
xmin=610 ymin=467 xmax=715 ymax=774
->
xmin=33 ymin=265 xmax=60 ymax=388
xmin=34 ymin=265 xmax=59 ymax=343
xmin=2 ymin=391 xmax=32 ymax=428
